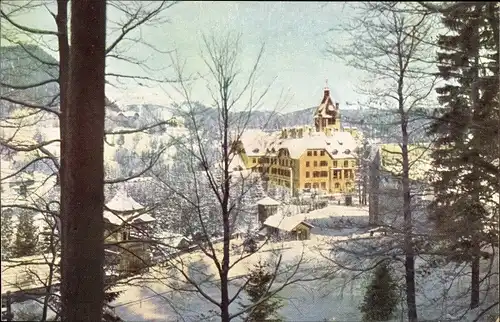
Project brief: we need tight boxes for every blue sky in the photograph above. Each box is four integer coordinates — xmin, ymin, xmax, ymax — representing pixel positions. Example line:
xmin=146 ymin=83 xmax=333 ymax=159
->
xmin=10 ymin=1 xmax=363 ymax=112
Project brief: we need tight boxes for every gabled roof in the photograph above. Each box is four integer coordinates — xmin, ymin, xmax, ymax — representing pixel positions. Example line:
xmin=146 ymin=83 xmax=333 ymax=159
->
xmin=263 ymin=213 xmax=314 ymax=232
xmin=256 ymin=196 xmax=280 ymax=206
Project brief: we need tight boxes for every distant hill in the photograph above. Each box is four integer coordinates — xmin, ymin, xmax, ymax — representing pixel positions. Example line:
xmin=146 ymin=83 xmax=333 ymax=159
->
xmin=1 ymin=44 xmax=122 ymax=119
xmin=0 ymin=44 xmax=59 ymax=116
xmin=1 ymin=44 xmax=432 ymax=143
xmin=149 ymin=102 xmax=431 ymax=143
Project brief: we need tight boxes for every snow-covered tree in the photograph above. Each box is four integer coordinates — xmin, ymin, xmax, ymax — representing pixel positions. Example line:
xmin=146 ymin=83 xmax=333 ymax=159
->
xmin=12 ymin=210 xmax=39 ymax=258
xmin=359 ymin=262 xmax=399 ymax=321
xmin=1 ymin=208 xmax=15 ymax=259
xmin=239 ymin=260 xmax=284 ymax=322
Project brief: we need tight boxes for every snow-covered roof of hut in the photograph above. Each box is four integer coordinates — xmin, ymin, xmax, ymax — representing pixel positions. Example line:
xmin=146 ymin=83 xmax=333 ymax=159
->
xmin=106 ymin=187 xmax=145 ymax=211
xmin=103 ymin=187 xmax=155 ymax=225
xmin=256 ymin=196 xmax=280 ymax=206
xmin=155 ymin=232 xmax=191 ymax=248
xmin=263 ymin=213 xmax=313 ymax=232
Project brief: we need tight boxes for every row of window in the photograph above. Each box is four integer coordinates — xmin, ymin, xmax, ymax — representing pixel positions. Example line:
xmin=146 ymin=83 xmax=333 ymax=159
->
xmin=253 ymin=157 xmax=294 ymax=167
xmin=305 ymin=171 xmax=329 ymax=178
xmin=303 ymin=182 xmax=353 ymax=190
xmin=306 ymin=160 xmax=355 ymax=168
xmin=270 ymin=168 xmax=291 ymax=177
xmin=305 ymin=169 xmax=354 ymax=179
xmin=333 ymin=169 xmax=354 ymax=179
xmin=253 ymin=157 xmax=356 ymax=169
xmin=307 ymin=150 xmax=327 ymax=157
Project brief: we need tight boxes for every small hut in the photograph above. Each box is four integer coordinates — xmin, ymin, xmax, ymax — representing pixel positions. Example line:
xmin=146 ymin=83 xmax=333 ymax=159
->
xmin=256 ymin=196 xmax=281 ymax=224
xmin=262 ymin=214 xmax=314 ymax=241
xmin=103 ymin=187 xmax=155 ymax=274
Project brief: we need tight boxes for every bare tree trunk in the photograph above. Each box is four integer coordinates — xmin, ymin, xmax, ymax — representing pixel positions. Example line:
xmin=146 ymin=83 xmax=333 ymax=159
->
xmin=61 ymin=1 xmax=106 ymax=321
xmin=220 ymin=94 xmax=231 ymax=322
xmin=56 ymin=3 xmax=69 ymax=317
xmin=400 ymin=106 xmax=417 ymax=322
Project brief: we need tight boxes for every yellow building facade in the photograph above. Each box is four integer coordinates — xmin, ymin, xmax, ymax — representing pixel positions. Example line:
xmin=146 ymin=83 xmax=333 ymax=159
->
xmin=234 ymin=85 xmax=360 ymax=196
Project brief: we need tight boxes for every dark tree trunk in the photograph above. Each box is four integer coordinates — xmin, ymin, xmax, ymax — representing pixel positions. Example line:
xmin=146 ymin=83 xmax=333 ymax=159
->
xmin=60 ymin=1 xmax=107 ymax=321
xmin=56 ymin=2 xmax=69 ymax=319
xmin=470 ymin=244 xmax=480 ymax=308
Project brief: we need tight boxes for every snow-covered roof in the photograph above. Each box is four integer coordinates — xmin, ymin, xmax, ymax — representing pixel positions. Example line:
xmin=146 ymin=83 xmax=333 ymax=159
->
xmin=256 ymin=196 xmax=280 ymax=206
xmin=263 ymin=213 xmax=313 ymax=232
xmin=103 ymin=187 xmax=155 ymax=226
xmin=106 ymin=187 xmax=145 ymax=211
xmin=155 ymin=232 xmax=191 ymax=248
xmin=237 ymin=128 xmax=358 ymax=159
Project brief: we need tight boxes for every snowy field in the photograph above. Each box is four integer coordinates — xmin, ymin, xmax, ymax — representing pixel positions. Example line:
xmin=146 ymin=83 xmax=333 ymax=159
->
xmin=106 ymin=233 xmax=497 ymax=322
xmin=6 ymin=205 xmax=498 ymax=321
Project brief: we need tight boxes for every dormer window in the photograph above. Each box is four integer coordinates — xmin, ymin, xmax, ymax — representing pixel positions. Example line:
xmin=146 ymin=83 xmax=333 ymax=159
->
xmin=338 ymin=141 xmax=344 ymax=146
xmin=332 ymin=149 xmax=338 ymax=155
xmin=252 ymin=148 xmax=259 ymax=153
xmin=344 ymin=149 xmax=351 ymax=154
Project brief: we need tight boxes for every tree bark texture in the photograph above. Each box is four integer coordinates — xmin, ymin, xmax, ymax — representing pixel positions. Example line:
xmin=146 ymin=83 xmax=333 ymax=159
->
xmin=61 ymin=1 xmax=107 ymax=321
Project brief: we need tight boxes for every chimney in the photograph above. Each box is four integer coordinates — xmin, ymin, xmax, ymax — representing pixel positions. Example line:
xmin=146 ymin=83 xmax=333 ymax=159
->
xmin=335 ymin=102 xmax=339 ymax=109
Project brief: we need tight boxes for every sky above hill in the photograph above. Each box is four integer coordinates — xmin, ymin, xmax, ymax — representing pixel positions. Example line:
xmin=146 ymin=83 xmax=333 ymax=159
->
xmin=8 ymin=1 xmax=365 ymax=112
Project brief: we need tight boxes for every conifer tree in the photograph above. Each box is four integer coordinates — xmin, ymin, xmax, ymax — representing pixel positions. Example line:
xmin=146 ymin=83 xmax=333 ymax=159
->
xmin=359 ymin=262 xmax=399 ymax=322
xmin=1 ymin=209 xmax=15 ymax=259
xmin=240 ymin=260 xmax=283 ymax=322
xmin=12 ymin=210 xmax=39 ymax=258
xmin=428 ymin=2 xmax=499 ymax=308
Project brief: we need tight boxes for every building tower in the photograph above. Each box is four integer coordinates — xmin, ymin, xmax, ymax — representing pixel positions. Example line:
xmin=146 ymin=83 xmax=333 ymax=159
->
xmin=313 ymin=80 xmax=341 ymax=134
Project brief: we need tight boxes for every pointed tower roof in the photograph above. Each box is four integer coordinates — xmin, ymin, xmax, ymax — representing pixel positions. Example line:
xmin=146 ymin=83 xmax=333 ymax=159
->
xmin=105 ymin=186 xmax=145 ymax=212
xmin=314 ymin=79 xmax=338 ymax=118
xmin=103 ymin=187 xmax=155 ymax=226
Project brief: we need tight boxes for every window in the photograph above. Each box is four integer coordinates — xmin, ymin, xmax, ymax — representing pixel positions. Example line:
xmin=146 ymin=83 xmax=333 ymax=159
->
xmin=320 ymin=151 xmax=325 ymax=156
xmin=313 ymin=151 xmax=317 ymax=156
xmin=321 ymin=182 xmax=326 ymax=189
xmin=307 ymin=151 xmax=312 ymax=156
xmin=335 ymin=183 xmax=340 ymax=189
xmin=344 ymin=170 xmax=350 ymax=179
xmin=313 ymin=161 xmax=318 ymax=167
xmin=313 ymin=183 xmax=319 ymax=189
xmin=333 ymin=170 xmax=338 ymax=179
xmin=19 ymin=184 xmax=27 ymax=197
xmin=305 ymin=183 xmax=311 ymax=189
xmin=321 ymin=171 xmax=328 ymax=177
xmin=306 ymin=161 xmax=310 ymax=167
xmin=252 ymin=158 xmax=256 ymax=164
xmin=333 ymin=161 xmax=338 ymax=168
xmin=122 ymin=231 xmax=128 ymax=241
xmin=306 ymin=172 xmax=310 ymax=178
xmin=320 ymin=160 xmax=328 ymax=167
xmin=344 ymin=161 xmax=349 ymax=168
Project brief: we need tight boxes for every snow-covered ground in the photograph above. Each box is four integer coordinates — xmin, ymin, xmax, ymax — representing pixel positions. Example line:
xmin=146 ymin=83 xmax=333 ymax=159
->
xmin=7 ymin=232 xmax=498 ymax=321
xmin=103 ymin=229 xmax=498 ymax=322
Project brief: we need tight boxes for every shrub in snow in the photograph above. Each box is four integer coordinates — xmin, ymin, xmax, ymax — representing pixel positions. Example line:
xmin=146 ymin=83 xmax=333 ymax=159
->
xmin=243 ymin=237 xmax=257 ymax=254
xmin=240 ymin=260 xmax=283 ymax=322
xmin=359 ymin=262 xmax=399 ymax=321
